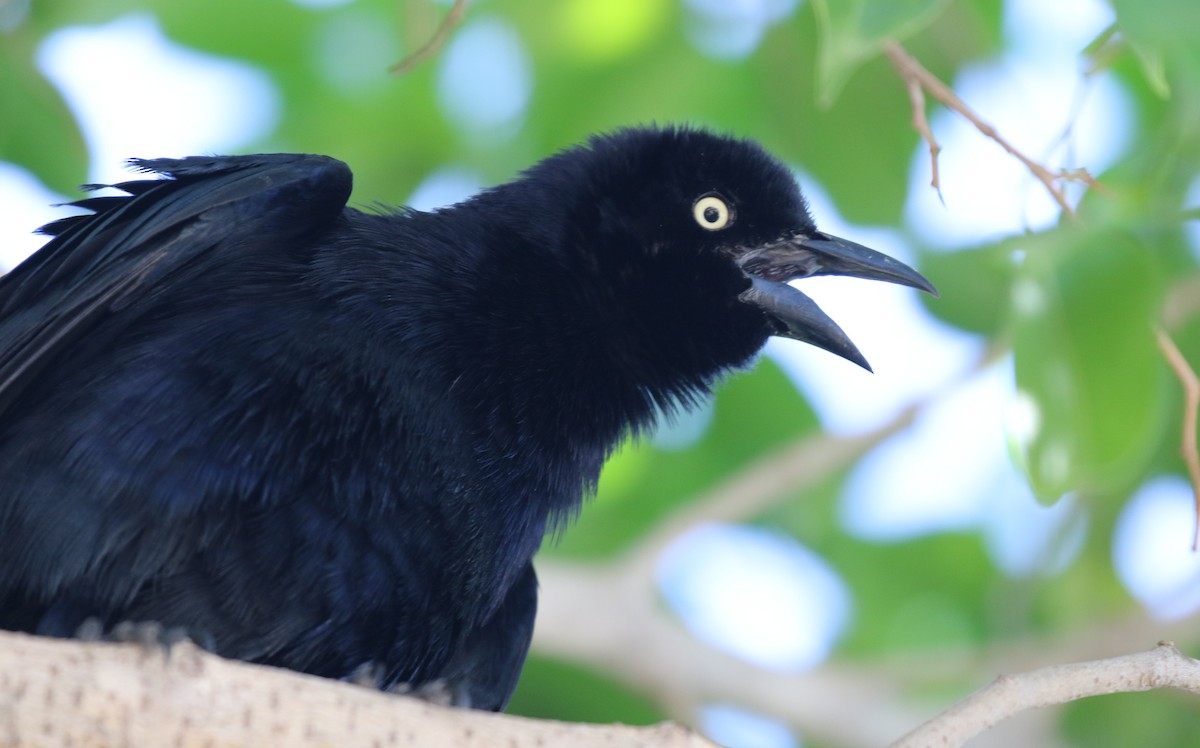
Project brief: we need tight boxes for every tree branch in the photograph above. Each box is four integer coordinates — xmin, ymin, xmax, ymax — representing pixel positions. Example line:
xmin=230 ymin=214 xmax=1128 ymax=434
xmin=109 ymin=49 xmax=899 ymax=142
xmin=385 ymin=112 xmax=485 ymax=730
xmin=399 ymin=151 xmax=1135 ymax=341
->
xmin=533 ymin=560 xmax=921 ymax=748
xmin=0 ymin=630 xmax=717 ymax=748
xmin=883 ymin=40 xmax=1096 ymax=218
xmin=891 ymin=642 xmax=1200 ymax=748
xmin=535 ymin=556 xmax=1200 ymax=748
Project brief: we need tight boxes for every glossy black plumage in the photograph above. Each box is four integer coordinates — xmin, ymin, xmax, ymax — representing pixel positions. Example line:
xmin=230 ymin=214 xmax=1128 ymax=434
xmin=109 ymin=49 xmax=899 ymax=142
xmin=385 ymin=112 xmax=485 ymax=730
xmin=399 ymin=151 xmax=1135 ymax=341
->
xmin=0 ymin=127 xmax=933 ymax=710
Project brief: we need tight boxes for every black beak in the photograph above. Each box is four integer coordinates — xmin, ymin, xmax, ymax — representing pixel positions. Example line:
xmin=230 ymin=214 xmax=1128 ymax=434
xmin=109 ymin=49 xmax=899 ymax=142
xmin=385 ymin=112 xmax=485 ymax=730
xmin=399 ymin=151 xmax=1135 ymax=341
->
xmin=735 ymin=231 xmax=937 ymax=372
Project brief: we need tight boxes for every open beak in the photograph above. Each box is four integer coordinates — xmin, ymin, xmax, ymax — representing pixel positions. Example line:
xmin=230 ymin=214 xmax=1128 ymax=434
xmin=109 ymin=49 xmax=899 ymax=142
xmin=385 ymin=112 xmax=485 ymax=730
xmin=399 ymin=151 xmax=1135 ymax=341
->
xmin=735 ymin=231 xmax=937 ymax=372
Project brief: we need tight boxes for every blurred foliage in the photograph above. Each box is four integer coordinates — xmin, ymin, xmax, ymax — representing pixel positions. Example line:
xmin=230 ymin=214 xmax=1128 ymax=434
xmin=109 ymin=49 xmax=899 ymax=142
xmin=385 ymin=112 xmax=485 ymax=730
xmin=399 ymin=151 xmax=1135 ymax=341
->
xmin=508 ymin=653 xmax=669 ymax=724
xmin=5 ymin=0 xmax=1200 ymax=745
xmin=1012 ymin=226 xmax=1167 ymax=502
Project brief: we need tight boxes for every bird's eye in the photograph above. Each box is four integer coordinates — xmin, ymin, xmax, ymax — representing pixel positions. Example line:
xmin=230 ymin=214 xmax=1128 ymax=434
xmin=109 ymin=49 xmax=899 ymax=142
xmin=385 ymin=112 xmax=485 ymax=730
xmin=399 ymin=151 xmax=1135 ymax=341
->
xmin=692 ymin=194 xmax=733 ymax=231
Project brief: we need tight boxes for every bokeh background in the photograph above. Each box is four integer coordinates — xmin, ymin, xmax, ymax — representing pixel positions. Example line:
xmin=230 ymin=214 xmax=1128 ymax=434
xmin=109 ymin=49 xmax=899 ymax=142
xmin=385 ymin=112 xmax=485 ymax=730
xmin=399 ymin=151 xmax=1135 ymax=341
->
xmin=3 ymin=0 xmax=1200 ymax=745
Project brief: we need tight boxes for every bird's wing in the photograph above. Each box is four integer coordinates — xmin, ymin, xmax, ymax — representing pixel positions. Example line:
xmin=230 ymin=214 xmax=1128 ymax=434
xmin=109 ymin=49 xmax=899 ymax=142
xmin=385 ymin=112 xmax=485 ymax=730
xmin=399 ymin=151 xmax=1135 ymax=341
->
xmin=0 ymin=153 xmax=353 ymax=418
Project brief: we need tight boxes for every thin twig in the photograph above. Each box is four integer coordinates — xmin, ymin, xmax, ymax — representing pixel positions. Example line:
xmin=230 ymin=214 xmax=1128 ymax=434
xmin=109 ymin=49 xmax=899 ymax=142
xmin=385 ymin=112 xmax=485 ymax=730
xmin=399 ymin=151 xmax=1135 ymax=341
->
xmin=390 ymin=0 xmax=469 ymax=75
xmin=1162 ymin=274 xmax=1200 ymax=331
xmin=1056 ymin=167 xmax=1102 ymax=192
xmin=900 ymin=69 xmax=944 ymax=203
xmin=1155 ymin=326 xmax=1200 ymax=550
xmin=891 ymin=642 xmax=1200 ymax=748
xmin=883 ymin=40 xmax=1086 ymax=220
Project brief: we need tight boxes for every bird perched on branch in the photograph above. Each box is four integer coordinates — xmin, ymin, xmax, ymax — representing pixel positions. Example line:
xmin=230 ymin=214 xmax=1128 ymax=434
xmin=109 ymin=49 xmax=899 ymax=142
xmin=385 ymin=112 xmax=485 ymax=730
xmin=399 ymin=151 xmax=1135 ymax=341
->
xmin=0 ymin=126 xmax=934 ymax=710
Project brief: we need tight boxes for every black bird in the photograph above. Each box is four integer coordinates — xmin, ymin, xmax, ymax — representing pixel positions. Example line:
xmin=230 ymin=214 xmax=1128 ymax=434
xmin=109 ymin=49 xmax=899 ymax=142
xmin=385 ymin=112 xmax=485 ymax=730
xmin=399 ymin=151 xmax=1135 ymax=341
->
xmin=0 ymin=126 xmax=934 ymax=710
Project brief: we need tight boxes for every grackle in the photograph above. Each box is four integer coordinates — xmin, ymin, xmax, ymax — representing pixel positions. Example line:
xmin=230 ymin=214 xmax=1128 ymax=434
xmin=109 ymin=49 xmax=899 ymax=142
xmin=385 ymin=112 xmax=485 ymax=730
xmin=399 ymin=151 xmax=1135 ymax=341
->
xmin=0 ymin=126 xmax=934 ymax=710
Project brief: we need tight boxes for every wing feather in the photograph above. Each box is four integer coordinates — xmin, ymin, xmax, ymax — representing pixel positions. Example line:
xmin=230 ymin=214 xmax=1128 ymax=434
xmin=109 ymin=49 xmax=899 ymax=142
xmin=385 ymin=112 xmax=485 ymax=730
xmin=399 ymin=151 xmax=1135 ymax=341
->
xmin=0 ymin=153 xmax=353 ymax=417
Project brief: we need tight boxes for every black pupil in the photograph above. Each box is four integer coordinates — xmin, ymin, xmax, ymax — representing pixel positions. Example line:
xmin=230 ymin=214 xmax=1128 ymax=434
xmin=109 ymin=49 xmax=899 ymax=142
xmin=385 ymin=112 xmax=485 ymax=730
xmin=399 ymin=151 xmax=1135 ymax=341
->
xmin=703 ymin=206 xmax=721 ymax=223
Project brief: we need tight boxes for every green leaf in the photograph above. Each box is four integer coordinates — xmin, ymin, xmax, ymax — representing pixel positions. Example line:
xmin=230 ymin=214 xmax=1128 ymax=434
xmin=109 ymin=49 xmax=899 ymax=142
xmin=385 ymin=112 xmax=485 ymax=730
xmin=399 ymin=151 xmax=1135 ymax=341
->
xmin=1127 ymin=41 xmax=1171 ymax=99
xmin=809 ymin=0 xmax=955 ymax=107
xmin=0 ymin=35 xmax=87 ymax=194
xmin=916 ymin=240 xmax=1018 ymax=336
xmin=1111 ymin=0 xmax=1200 ymax=97
xmin=1011 ymin=228 xmax=1167 ymax=502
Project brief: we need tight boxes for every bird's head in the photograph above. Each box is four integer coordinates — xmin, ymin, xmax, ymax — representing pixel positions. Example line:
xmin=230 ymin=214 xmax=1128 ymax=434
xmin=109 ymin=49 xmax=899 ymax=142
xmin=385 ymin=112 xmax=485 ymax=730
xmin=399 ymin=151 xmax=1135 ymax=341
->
xmin=524 ymin=126 xmax=937 ymax=373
